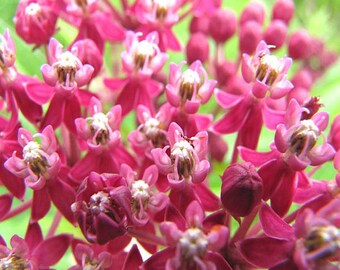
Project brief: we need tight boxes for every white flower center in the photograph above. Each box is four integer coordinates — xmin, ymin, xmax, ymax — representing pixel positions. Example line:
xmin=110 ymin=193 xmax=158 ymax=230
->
xmin=182 ymin=69 xmax=201 ymax=85
xmin=57 ymin=51 xmax=80 ymax=69
xmin=143 ymin=118 xmax=161 ymax=137
xmin=179 ymin=228 xmax=208 ymax=259
xmin=171 ymin=140 xmax=194 ymax=160
xmin=91 ymin=112 xmax=109 ymax=132
xmin=131 ymin=180 xmax=151 ymax=201
xmin=89 ymin=191 xmax=111 ymax=214
xmin=25 ymin=3 xmax=42 ymax=16
xmin=23 ymin=141 xmax=42 ymax=162
xmin=256 ymin=54 xmax=283 ymax=86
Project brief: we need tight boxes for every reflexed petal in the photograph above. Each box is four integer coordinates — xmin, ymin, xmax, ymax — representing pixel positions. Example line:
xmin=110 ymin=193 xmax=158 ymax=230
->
xmin=260 ymin=202 xmax=294 ymax=239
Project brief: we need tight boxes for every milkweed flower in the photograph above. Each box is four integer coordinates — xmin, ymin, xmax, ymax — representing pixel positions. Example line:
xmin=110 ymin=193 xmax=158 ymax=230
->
xmin=241 ymin=40 xmax=293 ymax=99
xmin=151 ymin=122 xmax=210 ymax=190
xmin=166 ymin=60 xmax=216 ymax=114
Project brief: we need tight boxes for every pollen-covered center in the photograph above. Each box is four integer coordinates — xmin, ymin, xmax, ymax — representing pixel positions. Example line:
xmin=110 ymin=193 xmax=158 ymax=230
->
xmin=23 ymin=141 xmax=49 ymax=177
xmin=179 ymin=69 xmax=201 ymax=102
xmin=256 ymin=54 xmax=282 ymax=86
xmin=134 ymin=40 xmax=156 ymax=70
xmin=171 ymin=139 xmax=196 ymax=179
xmin=304 ymin=225 xmax=340 ymax=260
xmin=289 ymin=119 xmax=319 ymax=156
xmin=54 ymin=51 xmax=81 ymax=87
xmin=0 ymin=254 xmax=29 ymax=270
xmin=131 ymin=180 xmax=151 ymax=201
xmin=90 ymin=112 xmax=110 ymax=145
xmin=25 ymin=3 xmax=42 ymax=16
xmin=89 ymin=191 xmax=111 ymax=215
xmin=141 ymin=117 xmax=166 ymax=147
xmin=179 ymin=228 xmax=208 ymax=259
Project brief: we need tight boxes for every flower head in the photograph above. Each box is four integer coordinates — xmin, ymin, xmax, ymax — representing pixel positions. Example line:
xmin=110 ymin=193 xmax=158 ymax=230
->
xmin=275 ymin=99 xmax=335 ymax=170
xmin=4 ymin=125 xmax=60 ymax=190
xmin=166 ymin=61 xmax=216 ymax=114
xmin=151 ymin=122 xmax=210 ymax=189
xmin=121 ymin=31 xmax=168 ymax=78
xmin=41 ymin=38 xmax=94 ymax=91
xmin=14 ymin=0 xmax=58 ymax=46
xmin=0 ymin=29 xmax=16 ymax=79
xmin=242 ymin=40 xmax=293 ymax=99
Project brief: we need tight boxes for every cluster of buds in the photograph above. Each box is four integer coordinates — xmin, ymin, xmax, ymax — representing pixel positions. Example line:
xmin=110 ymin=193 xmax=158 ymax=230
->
xmin=0 ymin=0 xmax=339 ymax=269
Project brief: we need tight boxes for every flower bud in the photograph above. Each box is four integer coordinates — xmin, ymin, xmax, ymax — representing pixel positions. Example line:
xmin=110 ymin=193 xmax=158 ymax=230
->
xmin=189 ymin=15 xmax=210 ymax=35
xmin=221 ymin=162 xmax=263 ymax=217
xmin=329 ymin=114 xmax=340 ymax=151
xmin=264 ymin=20 xmax=287 ymax=49
xmin=214 ymin=60 xmax=236 ymax=87
xmin=239 ymin=21 xmax=262 ymax=54
xmin=239 ymin=2 xmax=265 ymax=26
xmin=186 ymin=32 xmax=210 ymax=65
xmin=208 ymin=9 xmax=237 ymax=43
xmin=288 ymin=30 xmax=312 ymax=60
xmin=272 ymin=0 xmax=294 ymax=25
xmin=14 ymin=0 xmax=58 ymax=46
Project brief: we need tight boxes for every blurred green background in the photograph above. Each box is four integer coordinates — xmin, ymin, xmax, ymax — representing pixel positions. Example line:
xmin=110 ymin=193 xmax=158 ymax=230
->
xmin=1 ymin=0 xmax=339 ymax=268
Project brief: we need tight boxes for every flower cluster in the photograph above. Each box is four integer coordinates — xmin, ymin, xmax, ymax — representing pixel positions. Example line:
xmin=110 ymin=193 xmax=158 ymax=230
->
xmin=0 ymin=0 xmax=339 ymax=269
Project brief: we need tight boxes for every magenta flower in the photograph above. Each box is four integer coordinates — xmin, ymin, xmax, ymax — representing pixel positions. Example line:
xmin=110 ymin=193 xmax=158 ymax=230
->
xmin=134 ymin=0 xmax=183 ymax=51
xmin=151 ymin=122 xmax=210 ymax=189
xmin=104 ymin=31 xmax=167 ymax=115
xmin=14 ymin=0 xmax=59 ymax=46
xmin=0 ymin=29 xmax=43 ymax=124
xmin=71 ymin=97 xmax=136 ymax=182
xmin=63 ymin=0 xmax=125 ymax=52
xmin=242 ymin=40 xmax=293 ymax=99
xmin=0 ymin=222 xmax=71 ymax=269
xmin=5 ymin=125 xmax=60 ymax=190
xmin=128 ymin=104 xmax=173 ymax=158
xmin=4 ymin=125 xmax=76 ymax=223
xmin=166 ymin=60 xmax=216 ymax=114
xmin=41 ymin=38 xmax=94 ymax=91
xmin=275 ymin=99 xmax=335 ymax=171
xmin=142 ymin=201 xmax=231 ymax=270
xmin=239 ymin=199 xmax=340 ymax=270
xmin=120 ymin=163 xmax=169 ymax=225
xmin=71 ymin=172 xmax=132 ymax=244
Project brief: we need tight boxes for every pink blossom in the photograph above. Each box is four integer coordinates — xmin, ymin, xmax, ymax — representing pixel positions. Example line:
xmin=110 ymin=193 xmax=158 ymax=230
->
xmin=121 ymin=31 xmax=168 ymax=78
xmin=71 ymin=172 xmax=132 ymax=244
xmin=41 ymin=38 xmax=94 ymax=92
xmin=14 ymin=0 xmax=59 ymax=46
xmin=129 ymin=104 xmax=172 ymax=158
xmin=0 ymin=222 xmax=71 ymax=269
xmin=275 ymin=99 xmax=335 ymax=171
xmin=142 ymin=201 xmax=231 ymax=270
xmin=120 ymin=163 xmax=169 ymax=225
xmin=241 ymin=40 xmax=293 ymax=99
xmin=166 ymin=60 xmax=216 ymax=114
xmin=151 ymin=122 xmax=210 ymax=189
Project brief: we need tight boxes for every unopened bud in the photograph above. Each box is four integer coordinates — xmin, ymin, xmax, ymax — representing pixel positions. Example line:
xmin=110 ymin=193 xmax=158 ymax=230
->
xmin=288 ymin=30 xmax=312 ymax=60
xmin=221 ymin=162 xmax=263 ymax=217
xmin=186 ymin=32 xmax=210 ymax=64
xmin=272 ymin=0 xmax=295 ymax=25
xmin=264 ymin=20 xmax=287 ymax=49
xmin=239 ymin=21 xmax=263 ymax=54
xmin=208 ymin=9 xmax=237 ymax=43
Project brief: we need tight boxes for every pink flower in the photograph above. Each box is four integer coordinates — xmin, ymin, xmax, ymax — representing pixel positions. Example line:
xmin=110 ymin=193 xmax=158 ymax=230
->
xmin=142 ymin=201 xmax=231 ymax=270
xmin=71 ymin=97 xmax=136 ymax=182
xmin=5 ymin=125 xmax=60 ymax=190
xmin=0 ymin=29 xmax=16 ymax=78
xmin=14 ymin=0 xmax=59 ymax=46
xmin=4 ymin=126 xmax=76 ymax=223
xmin=121 ymin=31 xmax=168 ymax=78
xmin=275 ymin=99 xmax=335 ymax=171
xmin=242 ymin=40 xmax=293 ymax=99
xmin=0 ymin=222 xmax=71 ymax=269
xmin=120 ymin=163 xmax=169 ymax=225
xmin=71 ymin=172 xmax=132 ymax=244
xmin=151 ymin=122 xmax=210 ymax=189
xmin=239 ymin=199 xmax=340 ymax=270
xmin=128 ymin=104 xmax=172 ymax=157
xmin=41 ymin=38 xmax=94 ymax=91
xmin=166 ymin=60 xmax=216 ymax=114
